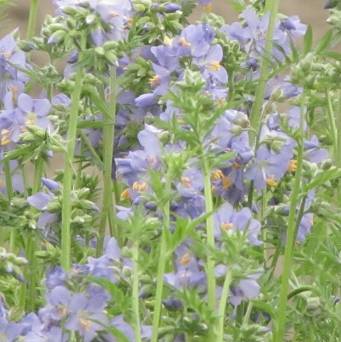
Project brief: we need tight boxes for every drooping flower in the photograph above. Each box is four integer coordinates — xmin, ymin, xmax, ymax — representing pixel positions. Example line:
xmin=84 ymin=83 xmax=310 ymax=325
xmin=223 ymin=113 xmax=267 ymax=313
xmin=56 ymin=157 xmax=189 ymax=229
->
xmin=230 ymin=275 xmax=261 ymax=306
xmin=87 ymin=237 xmax=121 ymax=282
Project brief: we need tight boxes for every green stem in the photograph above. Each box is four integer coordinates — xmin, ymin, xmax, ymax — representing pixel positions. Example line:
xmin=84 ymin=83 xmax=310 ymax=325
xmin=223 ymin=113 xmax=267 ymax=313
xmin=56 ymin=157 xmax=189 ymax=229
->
xmin=242 ymin=302 xmax=253 ymax=327
xmin=274 ymin=108 xmax=304 ymax=342
xmin=151 ymin=177 xmax=170 ymax=342
xmin=217 ymin=269 xmax=232 ymax=342
xmin=3 ymin=159 xmax=13 ymax=201
xmin=61 ymin=67 xmax=84 ymax=270
xmin=132 ymin=242 xmax=142 ymax=342
xmin=336 ymin=92 xmax=341 ymax=204
xmin=96 ymin=67 xmax=117 ymax=256
xmin=249 ymin=0 xmax=281 ymax=145
xmin=202 ymin=157 xmax=216 ymax=315
xmin=26 ymin=0 xmax=40 ymax=39
xmin=326 ymin=91 xmax=338 ymax=161
xmin=79 ymin=131 xmax=103 ymax=170
xmin=4 ymin=160 xmax=15 ymax=251
xmin=24 ymin=157 xmax=44 ymax=312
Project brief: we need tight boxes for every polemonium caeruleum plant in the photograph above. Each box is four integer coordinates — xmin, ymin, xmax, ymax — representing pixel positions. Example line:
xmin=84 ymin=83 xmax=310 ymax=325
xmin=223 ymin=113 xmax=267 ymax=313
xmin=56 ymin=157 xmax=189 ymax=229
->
xmin=0 ymin=0 xmax=341 ymax=341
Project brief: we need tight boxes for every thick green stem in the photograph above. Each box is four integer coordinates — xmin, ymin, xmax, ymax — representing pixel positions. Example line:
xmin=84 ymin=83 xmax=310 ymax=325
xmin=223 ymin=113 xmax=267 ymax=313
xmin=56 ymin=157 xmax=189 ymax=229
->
xmin=217 ymin=269 xmax=232 ymax=342
xmin=249 ymin=0 xmax=281 ymax=145
xmin=151 ymin=179 xmax=170 ymax=342
xmin=61 ymin=68 xmax=83 ymax=270
xmin=202 ymin=157 xmax=216 ymax=315
xmin=274 ymin=109 xmax=304 ymax=342
xmin=24 ymin=157 xmax=44 ymax=311
xmin=96 ymin=68 xmax=117 ymax=256
xmin=132 ymin=242 xmax=142 ymax=342
xmin=26 ymin=0 xmax=40 ymax=39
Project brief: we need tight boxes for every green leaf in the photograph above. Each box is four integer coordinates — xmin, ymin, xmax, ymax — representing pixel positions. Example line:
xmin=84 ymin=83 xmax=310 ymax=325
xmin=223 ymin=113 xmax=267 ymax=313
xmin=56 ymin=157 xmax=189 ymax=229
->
xmin=321 ymin=50 xmax=341 ymax=61
xmin=303 ymin=167 xmax=341 ymax=193
xmin=304 ymin=25 xmax=313 ymax=55
xmin=103 ymin=325 xmax=130 ymax=342
xmin=315 ymin=30 xmax=334 ymax=54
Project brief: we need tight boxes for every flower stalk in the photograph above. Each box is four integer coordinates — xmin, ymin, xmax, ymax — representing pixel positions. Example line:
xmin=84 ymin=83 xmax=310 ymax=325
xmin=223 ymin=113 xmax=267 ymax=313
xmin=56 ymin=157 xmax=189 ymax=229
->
xmin=217 ymin=268 xmax=232 ymax=342
xmin=249 ymin=0 xmax=281 ymax=145
xmin=4 ymin=160 xmax=15 ymax=251
xmin=23 ymin=157 xmax=44 ymax=311
xmin=61 ymin=67 xmax=84 ymax=270
xmin=326 ymin=91 xmax=338 ymax=161
xmin=275 ymin=107 xmax=305 ymax=342
xmin=97 ymin=67 xmax=117 ymax=256
xmin=336 ymin=92 xmax=341 ymax=204
xmin=151 ymin=173 xmax=171 ymax=342
xmin=202 ymin=156 xmax=216 ymax=313
xmin=132 ymin=242 xmax=142 ymax=342
xmin=27 ymin=0 xmax=40 ymax=39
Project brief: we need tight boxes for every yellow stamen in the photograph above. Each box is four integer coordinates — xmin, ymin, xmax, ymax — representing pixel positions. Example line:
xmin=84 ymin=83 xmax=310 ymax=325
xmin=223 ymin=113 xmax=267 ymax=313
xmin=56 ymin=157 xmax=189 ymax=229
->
xmin=164 ymin=36 xmax=173 ymax=45
xmin=132 ymin=181 xmax=147 ymax=192
xmin=149 ymin=75 xmax=161 ymax=88
xmin=110 ymin=11 xmax=119 ymax=17
xmin=233 ymin=162 xmax=241 ymax=169
xmin=181 ymin=176 xmax=192 ymax=188
xmin=126 ymin=17 xmax=133 ymax=28
xmin=288 ymin=159 xmax=298 ymax=173
xmin=203 ymin=3 xmax=213 ymax=13
xmin=0 ymin=129 xmax=11 ymax=146
xmin=221 ymin=222 xmax=234 ymax=232
xmin=120 ymin=188 xmax=131 ymax=201
xmin=211 ymin=169 xmax=224 ymax=181
xmin=207 ymin=61 xmax=221 ymax=72
xmin=222 ymin=176 xmax=233 ymax=190
xmin=57 ymin=305 xmax=68 ymax=319
xmin=0 ymin=51 xmax=12 ymax=59
xmin=9 ymin=85 xmax=19 ymax=101
xmin=79 ymin=317 xmax=92 ymax=331
xmin=179 ymin=37 xmax=191 ymax=48
xmin=266 ymin=177 xmax=278 ymax=188
xmin=26 ymin=112 xmax=37 ymax=126
xmin=179 ymin=252 xmax=192 ymax=266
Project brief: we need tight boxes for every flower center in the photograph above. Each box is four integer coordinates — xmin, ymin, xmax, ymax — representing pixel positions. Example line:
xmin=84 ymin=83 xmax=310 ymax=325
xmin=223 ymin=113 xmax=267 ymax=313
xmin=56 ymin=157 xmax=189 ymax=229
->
xmin=221 ymin=222 xmax=234 ymax=232
xmin=266 ymin=177 xmax=278 ymax=188
xmin=222 ymin=176 xmax=233 ymax=190
xmin=288 ymin=159 xmax=297 ymax=173
xmin=211 ymin=169 xmax=224 ymax=181
xmin=120 ymin=188 xmax=131 ymax=201
xmin=149 ymin=75 xmax=161 ymax=88
xmin=203 ymin=3 xmax=213 ymax=13
xmin=179 ymin=37 xmax=191 ymax=48
xmin=79 ymin=316 xmax=93 ymax=332
xmin=207 ymin=61 xmax=221 ymax=72
xmin=57 ymin=305 xmax=68 ymax=319
xmin=164 ymin=36 xmax=173 ymax=45
xmin=181 ymin=176 xmax=192 ymax=188
xmin=179 ymin=252 xmax=192 ymax=266
xmin=26 ymin=112 xmax=37 ymax=126
xmin=132 ymin=181 xmax=147 ymax=192
xmin=0 ymin=129 xmax=11 ymax=146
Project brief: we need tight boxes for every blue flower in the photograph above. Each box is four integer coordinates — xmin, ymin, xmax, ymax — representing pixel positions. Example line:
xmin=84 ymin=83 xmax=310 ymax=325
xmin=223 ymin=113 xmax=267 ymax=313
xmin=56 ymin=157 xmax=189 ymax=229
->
xmin=164 ymin=244 xmax=206 ymax=290
xmin=214 ymin=202 xmax=262 ymax=245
